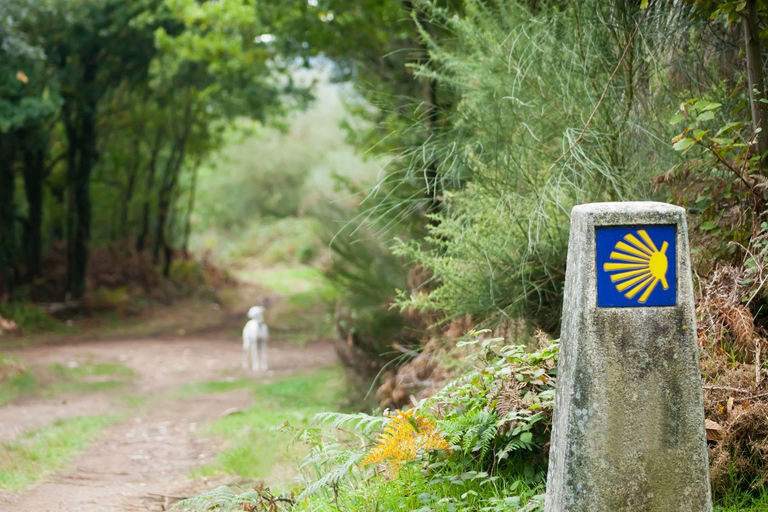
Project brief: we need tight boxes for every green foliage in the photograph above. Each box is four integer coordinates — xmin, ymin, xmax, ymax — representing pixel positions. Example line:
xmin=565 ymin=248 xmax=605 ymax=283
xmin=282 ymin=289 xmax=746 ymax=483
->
xmin=50 ymin=361 xmax=133 ymax=379
xmin=0 ymin=353 xmax=37 ymax=405
xmin=426 ymin=335 xmax=557 ymax=469
xmin=665 ymin=96 xmax=760 ymax=267
xmin=191 ymin=367 xmax=345 ymax=482
xmin=190 ymin=80 xmax=380 ymax=269
xmin=715 ymin=486 xmax=768 ymax=512
xmin=278 ymin=335 xmax=558 ymax=511
xmin=0 ymin=303 xmax=66 ymax=334
xmin=319 ymin=200 xmax=420 ymax=384
xmin=174 ymin=486 xmax=286 ymax=512
xmin=0 ymin=0 xmax=300 ymax=300
xmin=390 ymin=0 xmax=704 ymax=333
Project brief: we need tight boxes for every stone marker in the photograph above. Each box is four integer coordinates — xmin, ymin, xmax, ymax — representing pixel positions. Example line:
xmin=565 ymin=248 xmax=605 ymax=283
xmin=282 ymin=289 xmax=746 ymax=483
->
xmin=545 ymin=202 xmax=712 ymax=512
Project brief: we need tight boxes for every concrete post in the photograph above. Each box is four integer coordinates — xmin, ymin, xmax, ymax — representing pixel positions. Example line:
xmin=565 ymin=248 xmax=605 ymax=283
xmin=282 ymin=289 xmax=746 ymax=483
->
xmin=545 ymin=202 xmax=712 ymax=512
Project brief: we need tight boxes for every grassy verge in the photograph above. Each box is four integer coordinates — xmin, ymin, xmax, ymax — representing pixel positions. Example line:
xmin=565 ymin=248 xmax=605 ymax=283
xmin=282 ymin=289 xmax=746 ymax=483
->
xmin=715 ymin=488 xmax=768 ymax=511
xmin=0 ymin=354 xmax=38 ymax=405
xmin=0 ymin=303 xmax=73 ymax=336
xmin=299 ymin=467 xmax=544 ymax=512
xmin=244 ymin=267 xmax=328 ymax=295
xmin=0 ymin=356 xmax=134 ymax=406
xmin=0 ymin=415 xmax=117 ymax=491
xmin=191 ymin=367 xmax=345 ymax=484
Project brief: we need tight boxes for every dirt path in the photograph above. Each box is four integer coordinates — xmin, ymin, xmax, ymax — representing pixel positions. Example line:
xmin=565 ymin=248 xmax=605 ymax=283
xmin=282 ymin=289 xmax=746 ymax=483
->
xmin=0 ymin=333 xmax=337 ymax=511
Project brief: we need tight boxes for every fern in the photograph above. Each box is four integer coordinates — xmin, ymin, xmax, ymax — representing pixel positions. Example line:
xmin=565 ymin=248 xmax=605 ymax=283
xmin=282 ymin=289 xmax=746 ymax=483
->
xmin=299 ymin=446 xmax=366 ymax=498
xmin=173 ymin=484 xmax=295 ymax=511
xmin=359 ymin=409 xmax=450 ymax=476
xmin=312 ymin=411 xmax=389 ymax=437
xmin=173 ymin=486 xmax=255 ymax=511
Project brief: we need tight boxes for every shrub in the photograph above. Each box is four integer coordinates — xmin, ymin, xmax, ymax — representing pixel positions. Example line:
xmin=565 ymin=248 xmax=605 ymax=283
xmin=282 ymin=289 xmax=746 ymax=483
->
xmin=0 ymin=303 xmax=62 ymax=334
xmin=288 ymin=333 xmax=557 ymax=511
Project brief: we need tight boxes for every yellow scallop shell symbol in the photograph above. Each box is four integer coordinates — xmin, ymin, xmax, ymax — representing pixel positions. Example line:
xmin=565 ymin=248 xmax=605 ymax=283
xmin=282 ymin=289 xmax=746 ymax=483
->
xmin=602 ymin=229 xmax=669 ymax=304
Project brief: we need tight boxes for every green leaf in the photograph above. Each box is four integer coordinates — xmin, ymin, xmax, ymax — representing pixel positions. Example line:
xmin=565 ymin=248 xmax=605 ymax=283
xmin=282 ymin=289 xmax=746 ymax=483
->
xmin=672 ymin=138 xmax=695 ymax=151
xmin=716 ymin=122 xmax=742 ymax=135
xmin=669 ymin=113 xmax=685 ymax=125
xmin=696 ymin=111 xmax=715 ymax=122
xmin=693 ymin=129 xmax=709 ymax=141
xmin=520 ymin=432 xmax=533 ymax=443
xmin=700 ymin=220 xmax=717 ymax=231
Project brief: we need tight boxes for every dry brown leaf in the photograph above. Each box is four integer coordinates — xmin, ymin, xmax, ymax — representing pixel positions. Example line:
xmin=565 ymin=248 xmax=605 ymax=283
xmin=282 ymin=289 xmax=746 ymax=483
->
xmin=706 ymin=419 xmax=723 ymax=441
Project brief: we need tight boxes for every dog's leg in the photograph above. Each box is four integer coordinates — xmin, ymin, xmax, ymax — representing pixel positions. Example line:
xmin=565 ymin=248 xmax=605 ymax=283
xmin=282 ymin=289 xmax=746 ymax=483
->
xmin=251 ymin=326 xmax=261 ymax=372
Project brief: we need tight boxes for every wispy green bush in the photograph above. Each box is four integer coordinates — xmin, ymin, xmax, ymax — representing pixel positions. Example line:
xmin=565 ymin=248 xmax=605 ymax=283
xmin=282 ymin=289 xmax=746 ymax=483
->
xmin=390 ymin=0 xmax=712 ymax=334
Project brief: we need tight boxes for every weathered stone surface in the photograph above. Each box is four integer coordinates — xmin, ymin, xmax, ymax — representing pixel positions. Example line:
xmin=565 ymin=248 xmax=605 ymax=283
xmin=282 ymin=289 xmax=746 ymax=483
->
xmin=545 ymin=202 xmax=712 ymax=512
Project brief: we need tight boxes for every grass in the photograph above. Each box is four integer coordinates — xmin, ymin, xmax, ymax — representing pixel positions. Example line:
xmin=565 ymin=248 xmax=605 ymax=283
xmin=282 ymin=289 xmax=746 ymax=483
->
xmin=0 ymin=303 xmax=73 ymax=335
xmin=245 ymin=266 xmax=328 ymax=295
xmin=252 ymin=268 xmax=338 ymax=346
xmin=178 ymin=378 xmax=252 ymax=397
xmin=0 ymin=415 xmax=118 ymax=491
xmin=298 ymin=466 xmax=545 ymax=512
xmin=50 ymin=362 xmax=134 ymax=379
xmin=46 ymin=361 xmax=134 ymax=395
xmin=0 ymin=356 xmax=37 ymax=406
xmin=0 ymin=357 xmax=135 ymax=406
xmin=715 ymin=486 xmax=768 ymax=511
xmin=48 ymin=380 xmax=128 ymax=394
xmin=191 ymin=366 xmax=345 ymax=483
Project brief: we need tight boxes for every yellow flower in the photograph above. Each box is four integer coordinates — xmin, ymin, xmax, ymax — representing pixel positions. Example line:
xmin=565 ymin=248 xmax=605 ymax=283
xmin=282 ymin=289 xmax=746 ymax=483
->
xmin=360 ymin=409 xmax=450 ymax=477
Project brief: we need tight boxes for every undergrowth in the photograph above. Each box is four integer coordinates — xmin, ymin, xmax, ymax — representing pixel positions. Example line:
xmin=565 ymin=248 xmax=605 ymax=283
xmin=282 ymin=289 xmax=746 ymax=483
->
xmin=177 ymin=327 xmax=768 ymax=511
xmin=0 ymin=303 xmax=67 ymax=334
xmin=176 ymin=333 xmax=555 ymax=511
xmin=190 ymin=367 xmax=345 ymax=483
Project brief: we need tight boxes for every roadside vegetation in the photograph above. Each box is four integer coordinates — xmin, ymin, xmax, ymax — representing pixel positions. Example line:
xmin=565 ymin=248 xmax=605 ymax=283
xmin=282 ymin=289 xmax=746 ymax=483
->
xmin=0 ymin=354 xmax=134 ymax=405
xmin=0 ymin=415 xmax=118 ymax=491
xmin=190 ymin=367 xmax=345 ymax=483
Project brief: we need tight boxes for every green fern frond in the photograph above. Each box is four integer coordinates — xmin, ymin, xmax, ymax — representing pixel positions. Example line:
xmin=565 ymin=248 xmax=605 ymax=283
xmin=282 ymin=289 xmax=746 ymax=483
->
xmin=173 ymin=486 xmax=248 ymax=511
xmin=313 ymin=411 xmax=389 ymax=437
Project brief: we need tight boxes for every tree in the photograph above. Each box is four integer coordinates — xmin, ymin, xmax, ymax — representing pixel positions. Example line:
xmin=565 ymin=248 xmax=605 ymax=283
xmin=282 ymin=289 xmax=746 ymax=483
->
xmin=33 ymin=0 xmax=161 ymax=299
xmin=0 ymin=2 xmax=55 ymax=297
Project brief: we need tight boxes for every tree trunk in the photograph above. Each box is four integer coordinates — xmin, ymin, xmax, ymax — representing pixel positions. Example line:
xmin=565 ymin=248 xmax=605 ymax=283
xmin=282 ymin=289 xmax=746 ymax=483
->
xmin=0 ymin=132 xmax=18 ymax=298
xmin=120 ymin=137 xmax=141 ymax=239
xmin=20 ymin=126 xmax=48 ymax=281
xmin=64 ymin=103 xmax=97 ymax=301
xmin=743 ymin=0 xmax=768 ymax=169
xmin=153 ymin=101 xmax=193 ymax=265
xmin=136 ymin=129 xmax=163 ymax=253
xmin=153 ymin=154 xmax=184 ymax=266
xmin=181 ymin=159 xmax=200 ymax=258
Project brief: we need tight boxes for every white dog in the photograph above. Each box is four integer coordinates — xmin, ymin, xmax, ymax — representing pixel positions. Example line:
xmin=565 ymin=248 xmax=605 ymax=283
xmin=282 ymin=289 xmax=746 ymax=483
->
xmin=242 ymin=306 xmax=269 ymax=372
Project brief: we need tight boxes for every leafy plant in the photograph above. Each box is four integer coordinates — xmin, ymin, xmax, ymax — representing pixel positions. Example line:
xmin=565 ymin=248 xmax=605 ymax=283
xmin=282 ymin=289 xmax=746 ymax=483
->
xmin=279 ymin=333 xmax=558 ymax=510
xmin=360 ymin=409 xmax=450 ymax=476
